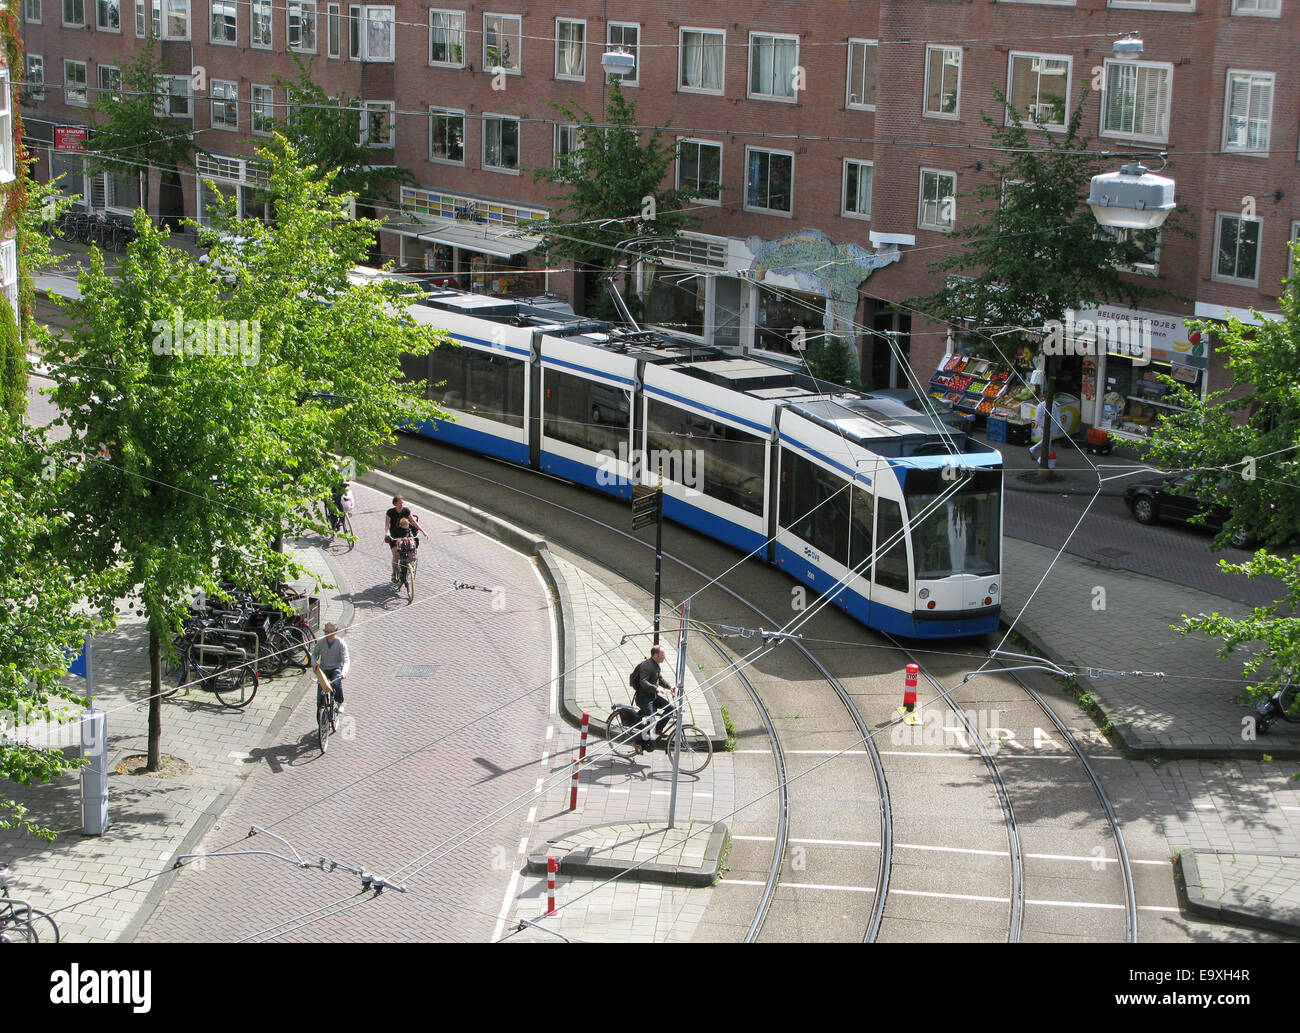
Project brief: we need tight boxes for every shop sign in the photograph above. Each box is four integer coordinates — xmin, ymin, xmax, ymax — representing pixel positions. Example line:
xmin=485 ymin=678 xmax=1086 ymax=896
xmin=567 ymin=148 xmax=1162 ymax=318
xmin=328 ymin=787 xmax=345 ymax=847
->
xmin=1073 ymin=305 xmax=1207 ymax=368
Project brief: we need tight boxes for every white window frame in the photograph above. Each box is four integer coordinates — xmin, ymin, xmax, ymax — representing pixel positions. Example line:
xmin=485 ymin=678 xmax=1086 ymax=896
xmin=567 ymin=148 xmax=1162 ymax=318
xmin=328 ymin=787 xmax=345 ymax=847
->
xmin=1109 ymin=0 xmax=1194 ymax=9
xmin=679 ymin=27 xmax=725 ymax=96
xmin=607 ymin=22 xmax=639 ymax=85
xmin=358 ymin=5 xmax=394 ymax=62
xmin=1289 ymin=220 xmax=1300 ymax=281
xmin=0 ymin=73 xmax=11 ymax=185
xmin=482 ymin=113 xmax=520 ymax=173
xmin=250 ymin=0 xmax=271 ymax=47
xmin=744 ymin=146 xmax=794 ymax=216
xmin=157 ymin=75 xmax=192 ymax=119
xmin=923 ymin=45 xmax=962 ymax=119
xmin=555 ymin=123 xmax=581 ymax=167
xmin=361 ymin=100 xmax=394 ymax=147
xmin=1232 ymin=0 xmax=1281 ymax=13
xmin=677 ymin=138 xmax=722 ymax=205
xmin=1006 ymin=52 xmax=1071 ymax=131
xmin=846 ymin=39 xmax=877 ymax=111
xmin=288 ymin=1 xmax=318 ymax=53
xmin=62 ymin=0 xmax=85 ymax=27
xmin=64 ymin=60 xmax=88 ymax=106
xmin=555 ymin=17 xmax=586 ymax=82
xmin=918 ymin=168 xmax=957 ymax=232
xmin=26 ymin=56 xmax=46 ymax=102
xmin=842 ymin=159 xmax=873 ymax=221
xmin=429 ymin=9 xmax=466 ymax=68
xmin=483 ymin=13 xmax=521 ymax=74
xmin=327 ymin=2 xmax=340 ymax=57
xmin=96 ymin=0 xmax=120 ymax=30
xmin=0 ymin=240 xmax=18 ymax=321
xmin=164 ymin=0 xmax=189 ymax=40
xmin=210 ymin=78 xmax=238 ymax=130
xmin=251 ymin=84 xmax=274 ymax=135
xmin=209 ymin=0 xmax=236 ymax=44
xmin=748 ymin=32 xmax=799 ymax=103
xmin=1100 ymin=59 xmax=1173 ymax=143
xmin=24 ymin=0 xmax=41 ymax=23
xmin=429 ymin=107 xmax=465 ymax=165
xmin=1213 ymin=212 xmax=1262 ymax=286
xmin=97 ymin=64 xmax=122 ymax=103
xmin=1222 ymin=70 xmax=1273 ymax=155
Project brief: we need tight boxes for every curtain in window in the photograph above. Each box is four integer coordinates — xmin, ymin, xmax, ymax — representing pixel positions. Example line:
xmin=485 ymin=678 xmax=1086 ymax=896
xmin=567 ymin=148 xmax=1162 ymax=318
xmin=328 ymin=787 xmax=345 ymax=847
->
xmin=683 ymin=32 xmax=721 ymax=90
xmin=366 ymin=8 xmax=392 ymax=59
xmin=557 ymin=22 xmax=584 ymax=76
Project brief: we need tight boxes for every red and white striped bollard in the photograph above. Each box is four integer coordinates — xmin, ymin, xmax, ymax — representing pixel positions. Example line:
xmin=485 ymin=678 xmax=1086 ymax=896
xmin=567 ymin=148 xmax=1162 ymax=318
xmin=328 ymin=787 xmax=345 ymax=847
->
xmin=546 ymin=855 xmax=557 ymax=915
xmin=569 ymin=711 xmax=589 ymax=811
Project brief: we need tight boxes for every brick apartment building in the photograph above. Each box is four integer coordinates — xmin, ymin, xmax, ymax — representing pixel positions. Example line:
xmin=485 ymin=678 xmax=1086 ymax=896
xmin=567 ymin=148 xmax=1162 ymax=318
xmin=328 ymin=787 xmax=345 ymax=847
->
xmin=16 ymin=0 xmax=1300 ymax=440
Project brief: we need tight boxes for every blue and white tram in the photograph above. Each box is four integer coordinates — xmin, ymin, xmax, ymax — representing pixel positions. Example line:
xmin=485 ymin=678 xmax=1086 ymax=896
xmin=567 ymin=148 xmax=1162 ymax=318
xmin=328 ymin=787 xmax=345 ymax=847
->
xmin=395 ymin=287 xmax=1003 ymax=639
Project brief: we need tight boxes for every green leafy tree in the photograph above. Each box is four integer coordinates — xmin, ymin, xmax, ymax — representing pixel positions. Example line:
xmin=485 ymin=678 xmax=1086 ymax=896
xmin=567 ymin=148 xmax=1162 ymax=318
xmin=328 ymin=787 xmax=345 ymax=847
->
xmin=89 ymin=36 xmax=194 ymax=218
xmin=269 ymin=58 xmax=411 ymax=214
xmin=0 ymin=415 xmax=111 ymax=838
xmin=908 ymin=91 xmax=1180 ymax=468
xmin=803 ymin=336 xmax=858 ymax=388
xmin=530 ymin=78 xmax=698 ymax=319
xmin=44 ymin=142 xmax=445 ymax=771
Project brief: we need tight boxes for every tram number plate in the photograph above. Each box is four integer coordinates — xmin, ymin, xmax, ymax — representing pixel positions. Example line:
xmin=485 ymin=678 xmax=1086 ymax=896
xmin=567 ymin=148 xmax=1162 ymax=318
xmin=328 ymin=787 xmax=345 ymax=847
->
xmin=632 ymin=485 xmax=660 ymax=530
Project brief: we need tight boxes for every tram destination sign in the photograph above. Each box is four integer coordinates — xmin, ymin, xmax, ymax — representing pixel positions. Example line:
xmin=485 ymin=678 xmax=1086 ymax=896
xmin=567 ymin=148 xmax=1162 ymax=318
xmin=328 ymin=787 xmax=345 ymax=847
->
xmin=632 ymin=484 xmax=661 ymax=531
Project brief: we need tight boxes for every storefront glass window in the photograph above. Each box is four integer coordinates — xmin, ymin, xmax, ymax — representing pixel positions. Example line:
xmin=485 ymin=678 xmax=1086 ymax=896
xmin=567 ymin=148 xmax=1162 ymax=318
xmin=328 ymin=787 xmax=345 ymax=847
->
xmin=643 ymin=268 xmax=705 ymax=338
xmin=755 ymin=286 xmax=825 ymax=356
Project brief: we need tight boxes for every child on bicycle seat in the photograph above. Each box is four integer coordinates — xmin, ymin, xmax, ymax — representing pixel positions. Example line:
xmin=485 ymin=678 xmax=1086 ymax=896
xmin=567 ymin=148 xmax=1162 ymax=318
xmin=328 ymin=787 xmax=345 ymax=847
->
xmin=390 ymin=517 xmax=420 ymax=571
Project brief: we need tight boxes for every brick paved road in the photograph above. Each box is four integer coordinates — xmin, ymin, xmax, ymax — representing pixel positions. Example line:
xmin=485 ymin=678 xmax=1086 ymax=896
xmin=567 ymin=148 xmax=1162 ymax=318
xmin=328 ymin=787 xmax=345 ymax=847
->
xmin=136 ymin=484 xmax=553 ymax=941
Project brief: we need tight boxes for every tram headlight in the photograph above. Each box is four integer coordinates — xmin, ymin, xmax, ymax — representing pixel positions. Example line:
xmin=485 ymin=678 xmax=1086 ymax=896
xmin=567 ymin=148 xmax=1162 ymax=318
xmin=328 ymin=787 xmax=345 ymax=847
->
xmin=918 ymin=588 xmax=930 ymax=600
xmin=988 ymin=583 xmax=998 ymax=595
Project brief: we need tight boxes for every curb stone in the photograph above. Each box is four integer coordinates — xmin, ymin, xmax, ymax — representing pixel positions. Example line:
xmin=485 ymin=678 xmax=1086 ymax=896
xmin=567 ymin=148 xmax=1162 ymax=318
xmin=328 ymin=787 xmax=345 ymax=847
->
xmin=525 ymin=821 xmax=729 ymax=888
xmin=1178 ymin=850 xmax=1300 ymax=938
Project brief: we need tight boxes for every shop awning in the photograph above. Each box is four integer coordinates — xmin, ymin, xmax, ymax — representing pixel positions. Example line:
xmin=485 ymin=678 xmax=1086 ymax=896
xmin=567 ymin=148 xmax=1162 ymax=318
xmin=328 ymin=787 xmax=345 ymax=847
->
xmin=384 ymin=214 xmax=542 ymax=259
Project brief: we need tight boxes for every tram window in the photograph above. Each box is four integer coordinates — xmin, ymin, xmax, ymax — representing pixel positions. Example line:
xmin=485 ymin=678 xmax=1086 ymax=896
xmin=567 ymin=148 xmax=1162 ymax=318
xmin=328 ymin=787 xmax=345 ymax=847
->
xmin=398 ymin=352 xmax=431 ymax=395
xmin=848 ymin=486 xmax=874 ymax=573
xmin=429 ymin=344 xmax=524 ymax=427
xmin=778 ymin=449 xmax=849 ymax=567
xmin=544 ymin=369 xmax=626 ymax=454
xmin=648 ymin=400 xmax=765 ymax=515
xmin=874 ymin=498 xmax=909 ymax=591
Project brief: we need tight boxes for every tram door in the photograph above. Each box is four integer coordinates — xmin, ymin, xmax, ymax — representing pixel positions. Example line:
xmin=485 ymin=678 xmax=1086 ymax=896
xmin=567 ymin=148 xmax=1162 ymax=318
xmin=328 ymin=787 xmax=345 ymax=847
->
xmin=527 ymin=334 xmax=543 ymax=470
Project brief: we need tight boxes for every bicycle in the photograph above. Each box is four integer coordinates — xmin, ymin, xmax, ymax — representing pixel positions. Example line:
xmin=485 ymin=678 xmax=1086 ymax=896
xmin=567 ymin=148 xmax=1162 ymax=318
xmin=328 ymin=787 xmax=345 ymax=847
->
xmin=0 ymin=863 xmax=60 ymax=943
xmin=315 ymin=667 xmax=340 ymax=753
xmin=325 ymin=499 xmax=354 ymax=551
xmin=388 ymin=538 xmax=417 ymax=603
xmin=165 ymin=636 xmax=258 ymax=709
xmin=606 ymin=692 xmax=712 ymax=774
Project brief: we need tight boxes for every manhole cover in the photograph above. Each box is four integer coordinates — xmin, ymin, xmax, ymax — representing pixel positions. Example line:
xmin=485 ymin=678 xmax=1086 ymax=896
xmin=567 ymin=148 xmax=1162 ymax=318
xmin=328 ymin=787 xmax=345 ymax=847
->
xmin=396 ymin=664 xmax=440 ymax=678
xmin=1094 ymin=547 xmax=1133 ymax=560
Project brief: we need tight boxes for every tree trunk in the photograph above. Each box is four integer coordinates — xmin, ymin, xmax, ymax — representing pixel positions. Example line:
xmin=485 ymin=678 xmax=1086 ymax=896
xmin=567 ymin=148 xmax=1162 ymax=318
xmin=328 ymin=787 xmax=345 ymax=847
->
xmin=147 ymin=627 xmax=163 ymax=771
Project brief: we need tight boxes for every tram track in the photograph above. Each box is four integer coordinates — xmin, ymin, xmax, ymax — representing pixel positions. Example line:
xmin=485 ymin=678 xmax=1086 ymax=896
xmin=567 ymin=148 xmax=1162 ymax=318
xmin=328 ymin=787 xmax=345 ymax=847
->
xmin=384 ymin=436 xmax=892 ymax=942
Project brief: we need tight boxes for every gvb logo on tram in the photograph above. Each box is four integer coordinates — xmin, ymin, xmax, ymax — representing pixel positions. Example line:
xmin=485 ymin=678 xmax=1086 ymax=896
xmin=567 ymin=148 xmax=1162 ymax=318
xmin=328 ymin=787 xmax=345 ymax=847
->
xmin=595 ymin=444 xmax=705 ymax=495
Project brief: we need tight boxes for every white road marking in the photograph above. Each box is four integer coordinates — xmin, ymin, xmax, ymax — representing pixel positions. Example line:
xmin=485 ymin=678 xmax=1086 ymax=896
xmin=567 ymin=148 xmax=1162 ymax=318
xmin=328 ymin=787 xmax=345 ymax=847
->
xmin=732 ymin=835 xmax=1165 ymax=866
xmin=517 ymin=837 xmax=528 ymax=854
xmin=779 ymin=881 xmax=876 ymax=894
xmin=526 ymin=807 xmax=536 ymax=824
xmin=1026 ymin=899 xmax=1124 ymax=910
xmin=733 ymin=749 xmax=773 ymax=754
xmin=545 ymin=725 xmax=554 ymax=740
xmin=1137 ymin=906 xmax=1180 ymax=913
xmin=491 ymin=869 xmax=522 ymax=943
xmin=1193 ymin=803 xmax=1217 ymax=810
xmin=540 ymin=750 xmax=549 ymax=767
xmin=534 ymin=778 xmax=544 ymax=795
xmin=528 ymin=560 xmax=559 ymax=717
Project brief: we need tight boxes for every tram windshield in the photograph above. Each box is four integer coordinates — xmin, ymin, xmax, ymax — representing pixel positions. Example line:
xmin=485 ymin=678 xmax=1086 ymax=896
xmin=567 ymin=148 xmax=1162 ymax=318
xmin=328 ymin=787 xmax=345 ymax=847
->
xmin=906 ymin=470 xmax=1001 ymax=580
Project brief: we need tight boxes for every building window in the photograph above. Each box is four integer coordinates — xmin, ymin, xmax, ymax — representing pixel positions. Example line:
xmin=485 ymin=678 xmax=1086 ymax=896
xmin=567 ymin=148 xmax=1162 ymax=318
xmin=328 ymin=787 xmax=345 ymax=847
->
xmin=288 ymin=1 xmax=317 ymax=52
xmin=250 ymin=0 xmax=270 ymax=46
xmin=96 ymin=0 xmax=119 ymax=29
xmin=429 ymin=108 xmax=464 ymax=163
xmin=1102 ymin=60 xmax=1172 ymax=142
xmin=358 ymin=6 xmax=393 ymax=61
xmin=0 ymin=241 xmax=18 ymax=321
xmin=24 ymin=0 xmax=40 ymax=23
xmin=327 ymin=3 xmax=339 ymax=56
xmin=26 ymin=56 xmax=46 ymax=101
xmin=745 ymin=147 xmax=793 ymax=214
xmin=607 ymin=23 xmax=638 ymax=84
xmin=846 ymin=39 xmax=877 ymax=110
xmin=1007 ymin=54 xmax=1070 ymax=129
xmin=1099 ymin=225 xmax=1160 ymax=275
xmin=1233 ymin=0 xmax=1280 ymax=12
xmin=429 ymin=9 xmax=465 ymax=67
xmin=157 ymin=75 xmax=191 ymax=119
xmin=209 ymin=0 xmax=235 ymax=42
xmin=918 ymin=168 xmax=956 ymax=231
xmin=924 ymin=45 xmax=961 ymax=118
xmin=165 ymin=0 xmax=188 ymax=39
xmin=1289 ymin=221 xmax=1299 ymax=281
xmin=483 ymin=115 xmax=520 ymax=172
xmin=677 ymin=139 xmax=721 ymax=203
xmin=680 ymin=28 xmax=724 ymax=94
xmin=97 ymin=65 xmax=122 ymax=102
xmin=64 ymin=60 xmax=88 ymax=106
xmin=1223 ymin=71 xmax=1272 ymax=154
xmin=1108 ymin=0 xmax=1194 ymax=7
xmin=749 ymin=33 xmax=798 ymax=101
xmin=251 ymin=84 xmax=274 ymax=134
xmin=361 ymin=100 xmax=393 ymax=147
xmin=555 ymin=18 xmax=585 ymax=81
xmin=0 ymin=74 xmax=11 ymax=184
xmin=1214 ymin=213 xmax=1260 ymax=284
xmin=211 ymin=78 xmax=237 ymax=129
xmin=484 ymin=13 xmax=521 ymax=73
xmin=62 ymin=0 xmax=84 ymax=25
xmin=555 ymin=123 xmax=581 ymax=166
xmin=843 ymin=160 xmax=873 ymax=220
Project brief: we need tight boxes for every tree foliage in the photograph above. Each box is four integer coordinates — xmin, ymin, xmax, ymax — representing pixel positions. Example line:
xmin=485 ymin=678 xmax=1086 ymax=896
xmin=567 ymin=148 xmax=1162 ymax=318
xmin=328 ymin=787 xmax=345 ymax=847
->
xmin=269 ymin=58 xmax=411 ymax=209
xmin=530 ymin=78 xmax=698 ymax=311
xmin=89 ymin=36 xmax=194 ymax=215
xmin=43 ymin=141 xmax=446 ymax=770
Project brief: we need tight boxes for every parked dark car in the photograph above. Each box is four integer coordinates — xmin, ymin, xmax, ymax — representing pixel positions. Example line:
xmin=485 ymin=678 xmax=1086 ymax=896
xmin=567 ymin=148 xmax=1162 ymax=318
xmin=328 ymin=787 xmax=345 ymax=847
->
xmin=1123 ymin=471 xmax=1258 ymax=548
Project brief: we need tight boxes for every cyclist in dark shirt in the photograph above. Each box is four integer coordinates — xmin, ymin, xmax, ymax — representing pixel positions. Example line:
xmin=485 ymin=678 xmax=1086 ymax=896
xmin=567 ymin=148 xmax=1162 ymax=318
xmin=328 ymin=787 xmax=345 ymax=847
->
xmin=389 ymin=517 xmax=420 ymax=585
xmin=383 ymin=495 xmax=425 ymax=582
xmin=629 ymin=645 xmax=676 ymax=754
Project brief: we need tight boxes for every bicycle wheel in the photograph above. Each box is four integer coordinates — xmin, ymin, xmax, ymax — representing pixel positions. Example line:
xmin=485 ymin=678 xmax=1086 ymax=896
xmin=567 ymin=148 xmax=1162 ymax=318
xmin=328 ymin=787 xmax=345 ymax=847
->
xmin=281 ymin=623 xmax=314 ymax=668
xmin=317 ymin=700 xmax=331 ymax=753
xmin=213 ymin=654 xmax=256 ymax=709
xmin=405 ymin=561 xmax=416 ymax=603
xmin=342 ymin=513 xmax=354 ymax=551
xmin=26 ymin=907 xmax=59 ymax=943
xmin=0 ymin=913 xmax=37 ymax=943
xmin=675 ymin=725 xmax=713 ymax=774
xmin=605 ymin=709 xmax=641 ymax=759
